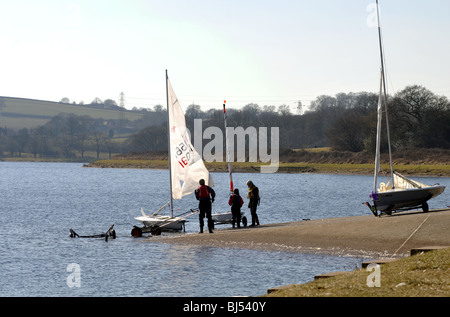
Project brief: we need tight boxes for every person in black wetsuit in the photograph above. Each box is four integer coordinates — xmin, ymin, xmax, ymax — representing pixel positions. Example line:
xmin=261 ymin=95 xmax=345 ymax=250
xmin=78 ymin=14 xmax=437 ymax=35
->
xmin=195 ymin=179 xmax=215 ymax=233
xmin=246 ymin=180 xmax=260 ymax=227
xmin=228 ymin=188 xmax=244 ymax=228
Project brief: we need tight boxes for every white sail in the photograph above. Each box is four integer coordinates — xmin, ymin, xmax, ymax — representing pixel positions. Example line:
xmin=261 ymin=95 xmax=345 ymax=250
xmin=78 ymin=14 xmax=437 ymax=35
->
xmin=167 ymin=79 xmax=213 ymax=199
xmin=393 ymin=172 xmax=428 ymax=190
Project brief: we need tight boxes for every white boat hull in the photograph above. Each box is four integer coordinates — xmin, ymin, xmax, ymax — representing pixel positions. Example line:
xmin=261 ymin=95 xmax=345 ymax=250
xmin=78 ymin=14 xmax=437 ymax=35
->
xmin=373 ymin=185 xmax=445 ymax=213
xmin=212 ymin=211 xmax=246 ymax=225
xmin=134 ymin=215 xmax=186 ymax=231
xmin=212 ymin=212 xmax=232 ymax=224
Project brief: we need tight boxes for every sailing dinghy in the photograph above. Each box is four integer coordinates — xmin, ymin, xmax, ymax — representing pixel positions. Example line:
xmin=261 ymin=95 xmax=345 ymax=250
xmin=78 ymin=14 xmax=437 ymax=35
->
xmin=365 ymin=1 xmax=445 ymax=216
xmin=132 ymin=71 xmax=214 ymax=235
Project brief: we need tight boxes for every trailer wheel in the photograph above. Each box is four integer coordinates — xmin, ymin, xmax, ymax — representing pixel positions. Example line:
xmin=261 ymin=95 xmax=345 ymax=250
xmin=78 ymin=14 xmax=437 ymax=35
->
xmin=241 ymin=216 xmax=247 ymax=227
xmin=422 ymin=202 xmax=429 ymax=213
xmin=131 ymin=226 xmax=142 ymax=237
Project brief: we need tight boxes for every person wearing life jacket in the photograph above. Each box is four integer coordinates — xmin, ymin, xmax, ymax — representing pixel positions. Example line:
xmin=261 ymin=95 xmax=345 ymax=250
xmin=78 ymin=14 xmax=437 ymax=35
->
xmin=246 ymin=180 xmax=260 ymax=227
xmin=195 ymin=178 xmax=215 ymax=233
xmin=228 ymin=188 xmax=244 ymax=229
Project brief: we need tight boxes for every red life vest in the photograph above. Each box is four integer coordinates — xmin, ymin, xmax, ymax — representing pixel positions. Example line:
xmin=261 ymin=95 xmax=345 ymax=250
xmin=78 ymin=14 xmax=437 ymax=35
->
xmin=228 ymin=194 xmax=243 ymax=208
xmin=197 ymin=185 xmax=210 ymax=199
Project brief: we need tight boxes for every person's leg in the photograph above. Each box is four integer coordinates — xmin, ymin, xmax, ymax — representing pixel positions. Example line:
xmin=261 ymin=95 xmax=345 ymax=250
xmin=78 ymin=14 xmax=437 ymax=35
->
xmin=231 ymin=209 xmax=238 ymax=228
xmin=199 ymin=206 xmax=205 ymax=233
xmin=249 ymin=204 xmax=255 ymax=226
xmin=206 ymin=202 xmax=213 ymax=233
xmin=254 ymin=206 xmax=260 ymax=225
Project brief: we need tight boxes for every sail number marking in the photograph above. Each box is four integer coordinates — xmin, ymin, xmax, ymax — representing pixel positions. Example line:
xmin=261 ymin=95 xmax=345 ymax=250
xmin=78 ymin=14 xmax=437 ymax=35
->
xmin=175 ymin=142 xmax=191 ymax=168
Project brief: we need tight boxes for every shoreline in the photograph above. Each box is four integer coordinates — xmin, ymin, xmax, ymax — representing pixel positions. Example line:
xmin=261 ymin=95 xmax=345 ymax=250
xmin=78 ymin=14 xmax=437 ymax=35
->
xmin=146 ymin=208 xmax=450 ymax=259
xmin=83 ymin=159 xmax=450 ymax=177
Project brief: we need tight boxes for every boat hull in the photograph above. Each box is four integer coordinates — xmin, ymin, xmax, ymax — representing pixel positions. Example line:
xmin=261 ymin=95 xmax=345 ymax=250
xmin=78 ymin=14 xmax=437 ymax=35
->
xmin=134 ymin=215 xmax=186 ymax=231
xmin=373 ymin=185 xmax=445 ymax=213
xmin=212 ymin=211 xmax=246 ymax=226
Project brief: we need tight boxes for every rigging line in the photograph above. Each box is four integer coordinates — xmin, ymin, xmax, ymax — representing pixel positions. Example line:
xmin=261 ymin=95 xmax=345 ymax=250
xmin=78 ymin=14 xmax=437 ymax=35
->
xmin=393 ymin=214 xmax=430 ymax=256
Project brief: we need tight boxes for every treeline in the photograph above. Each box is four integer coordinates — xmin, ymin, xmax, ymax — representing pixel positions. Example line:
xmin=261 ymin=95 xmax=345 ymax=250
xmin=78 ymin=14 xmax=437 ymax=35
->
xmin=1 ymin=84 xmax=449 ymax=160
xmin=1 ymin=115 xmax=117 ymax=159
xmin=129 ymin=85 xmax=450 ymax=155
xmin=326 ymin=85 xmax=450 ymax=152
xmin=0 ymin=109 xmax=166 ymax=159
xmin=58 ymin=96 xmax=166 ymax=114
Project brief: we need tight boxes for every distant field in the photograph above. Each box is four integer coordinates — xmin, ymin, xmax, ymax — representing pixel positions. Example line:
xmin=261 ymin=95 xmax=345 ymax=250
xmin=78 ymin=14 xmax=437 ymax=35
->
xmin=294 ymin=147 xmax=331 ymax=152
xmin=85 ymin=159 xmax=450 ymax=177
xmin=0 ymin=96 xmax=144 ymax=130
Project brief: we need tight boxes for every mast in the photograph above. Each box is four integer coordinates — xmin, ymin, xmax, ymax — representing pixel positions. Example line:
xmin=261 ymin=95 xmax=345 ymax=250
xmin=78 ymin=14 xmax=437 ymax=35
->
xmin=223 ymin=100 xmax=234 ymax=194
xmin=376 ymin=0 xmax=395 ymax=187
xmin=165 ymin=69 xmax=174 ymax=217
xmin=373 ymin=74 xmax=383 ymax=193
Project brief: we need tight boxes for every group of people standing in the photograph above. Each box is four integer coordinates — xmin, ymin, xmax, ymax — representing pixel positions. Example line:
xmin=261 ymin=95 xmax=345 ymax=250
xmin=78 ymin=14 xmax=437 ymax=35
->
xmin=194 ymin=179 xmax=260 ymax=234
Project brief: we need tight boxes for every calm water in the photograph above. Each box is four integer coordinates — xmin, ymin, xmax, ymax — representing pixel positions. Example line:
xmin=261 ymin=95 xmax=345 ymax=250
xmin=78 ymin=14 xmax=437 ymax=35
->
xmin=0 ymin=162 xmax=448 ymax=297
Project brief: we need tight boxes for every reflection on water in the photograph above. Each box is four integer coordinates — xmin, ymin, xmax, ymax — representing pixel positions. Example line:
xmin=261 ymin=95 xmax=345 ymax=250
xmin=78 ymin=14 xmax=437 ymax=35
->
xmin=0 ymin=162 xmax=448 ymax=296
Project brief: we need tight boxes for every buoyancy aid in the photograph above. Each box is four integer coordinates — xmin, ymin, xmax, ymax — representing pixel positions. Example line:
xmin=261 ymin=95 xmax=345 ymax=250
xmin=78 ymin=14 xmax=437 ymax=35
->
xmin=197 ymin=185 xmax=210 ymax=199
xmin=247 ymin=186 xmax=260 ymax=207
xmin=247 ymin=186 xmax=259 ymax=200
xmin=228 ymin=194 xmax=244 ymax=208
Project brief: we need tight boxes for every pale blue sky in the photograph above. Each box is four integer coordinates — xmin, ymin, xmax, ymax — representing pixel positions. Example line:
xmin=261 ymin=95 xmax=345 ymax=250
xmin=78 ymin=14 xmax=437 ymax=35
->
xmin=1 ymin=0 xmax=449 ymax=111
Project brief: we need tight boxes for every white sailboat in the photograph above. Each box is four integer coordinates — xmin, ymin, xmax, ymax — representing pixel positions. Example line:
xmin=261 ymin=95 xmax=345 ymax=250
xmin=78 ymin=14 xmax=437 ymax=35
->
xmin=132 ymin=70 xmax=214 ymax=235
xmin=211 ymin=101 xmax=247 ymax=227
xmin=365 ymin=1 xmax=445 ymax=216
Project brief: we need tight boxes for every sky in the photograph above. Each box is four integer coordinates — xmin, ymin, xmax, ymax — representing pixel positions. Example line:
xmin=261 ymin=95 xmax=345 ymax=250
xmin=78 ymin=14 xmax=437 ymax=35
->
xmin=1 ymin=0 xmax=450 ymax=112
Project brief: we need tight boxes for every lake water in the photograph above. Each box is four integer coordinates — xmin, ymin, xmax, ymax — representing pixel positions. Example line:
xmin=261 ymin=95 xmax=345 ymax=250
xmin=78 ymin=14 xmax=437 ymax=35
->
xmin=0 ymin=162 xmax=448 ymax=297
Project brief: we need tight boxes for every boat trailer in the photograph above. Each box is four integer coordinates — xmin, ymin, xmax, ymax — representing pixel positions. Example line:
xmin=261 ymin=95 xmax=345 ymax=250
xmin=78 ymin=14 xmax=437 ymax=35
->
xmin=131 ymin=208 xmax=200 ymax=237
xmin=364 ymin=201 xmax=430 ymax=217
xmin=212 ymin=211 xmax=247 ymax=228
xmin=69 ymin=224 xmax=116 ymax=242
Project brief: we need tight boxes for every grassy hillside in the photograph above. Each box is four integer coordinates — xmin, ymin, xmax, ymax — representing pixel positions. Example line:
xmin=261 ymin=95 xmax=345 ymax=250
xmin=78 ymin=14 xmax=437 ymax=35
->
xmin=0 ymin=96 xmax=144 ymax=130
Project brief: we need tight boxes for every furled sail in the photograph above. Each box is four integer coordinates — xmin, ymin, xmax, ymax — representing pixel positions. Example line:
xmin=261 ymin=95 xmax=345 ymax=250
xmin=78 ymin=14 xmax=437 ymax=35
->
xmin=167 ymin=79 xmax=213 ymax=199
xmin=393 ymin=172 xmax=428 ymax=190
